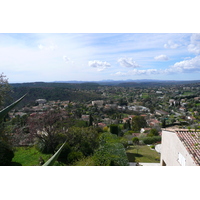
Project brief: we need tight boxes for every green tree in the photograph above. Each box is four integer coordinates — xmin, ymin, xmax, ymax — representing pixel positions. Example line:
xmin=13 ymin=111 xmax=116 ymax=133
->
xmin=148 ymin=128 xmax=159 ymax=137
xmin=132 ymin=116 xmax=147 ymax=132
xmin=0 ymin=73 xmax=11 ymax=109
xmin=110 ymin=124 xmax=119 ymax=135
xmin=132 ymin=137 xmax=139 ymax=145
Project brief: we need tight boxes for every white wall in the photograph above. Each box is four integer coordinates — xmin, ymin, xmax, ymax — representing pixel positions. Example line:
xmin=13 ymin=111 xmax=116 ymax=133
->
xmin=160 ymin=130 xmax=196 ymax=166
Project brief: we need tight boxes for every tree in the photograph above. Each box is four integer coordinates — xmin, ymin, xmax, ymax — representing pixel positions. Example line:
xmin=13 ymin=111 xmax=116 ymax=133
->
xmin=132 ymin=137 xmax=139 ymax=145
xmin=27 ymin=109 xmax=70 ymax=153
xmin=110 ymin=124 xmax=119 ymax=135
xmin=0 ymin=140 xmax=14 ymax=165
xmin=162 ymin=118 xmax=166 ymax=128
xmin=132 ymin=116 xmax=147 ymax=132
xmin=0 ymin=73 xmax=11 ymax=109
xmin=148 ymin=128 xmax=159 ymax=137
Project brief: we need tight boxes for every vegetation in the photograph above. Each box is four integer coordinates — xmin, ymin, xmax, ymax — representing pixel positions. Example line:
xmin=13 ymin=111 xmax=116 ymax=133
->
xmin=93 ymin=133 xmax=129 ymax=166
xmin=2 ymin=73 xmax=200 ymax=166
xmin=126 ymin=145 xmax=160 ymax=163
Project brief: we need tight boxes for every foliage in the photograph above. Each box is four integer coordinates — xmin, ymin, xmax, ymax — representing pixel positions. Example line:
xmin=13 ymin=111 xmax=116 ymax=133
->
xmin=0 ymin=94 xmax=27 ymax=122
xmin=147 ymin=128 xmax=159 ymax=137
xmin=120 ymin=137 xmax=129 ymax=148
xmin=93 ymin=132 xmax=129 ymax=166
xmin=142 ymin=136 xmax=161 ymax=144
xmin=0 ymin=93 xmax=26 ymax=165
xmin=110 ymin=124 xmax=119 ymax=135
xmin=132 ymin=137 xmax=139 ymax=145
xmin=126 ymin=145 xmax=160 ymax=163
xmin=43 ymin=141 xmax=67 ymax=166
xmin=0 ymin=73 xmax=11 ymax=108
xmin=132 ymin=116 xmax=147 ymax=132
xmin=56 ymin=142 xmax=71 ymax=163
xmin=67 ymin=151 xmax=83 ymax=163
xmin=0 ymin=140 xmax=14 ymax=165
xmin=27 ymin=110 xmax=70 ymax=153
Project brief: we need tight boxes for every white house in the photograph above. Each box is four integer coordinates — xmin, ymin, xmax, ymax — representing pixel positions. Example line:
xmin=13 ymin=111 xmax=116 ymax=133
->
xmin=161 ymin=129 xmax=200 ymax=166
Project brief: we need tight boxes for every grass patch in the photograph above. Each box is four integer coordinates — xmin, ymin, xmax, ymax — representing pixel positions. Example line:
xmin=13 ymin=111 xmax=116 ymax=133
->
xmin=182 ymin=92 xmax=194 ymax=96
xmin=142 ymin=93 xmax=149 ymax=99
xmin=126 ymin=145 xmax=160 ymax=163
xmin=12 ymin=146 xmax=53 ymax=166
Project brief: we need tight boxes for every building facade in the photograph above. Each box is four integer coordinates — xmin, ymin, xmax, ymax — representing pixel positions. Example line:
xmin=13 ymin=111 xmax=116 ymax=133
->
xmin=161 ymin=129 xmax=200 ymax=166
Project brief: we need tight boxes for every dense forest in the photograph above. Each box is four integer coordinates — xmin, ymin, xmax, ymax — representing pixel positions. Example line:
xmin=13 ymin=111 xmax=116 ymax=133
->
xmin=7 ymin=82 xmax=104 ymax=108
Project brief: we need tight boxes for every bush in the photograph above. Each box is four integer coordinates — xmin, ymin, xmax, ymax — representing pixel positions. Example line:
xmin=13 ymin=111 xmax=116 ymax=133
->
xmin=0 ymin=140 xmax=14 ymax=165
xmin=150 ymin=145 xmax=155 ymax=149
xmin=120 ymin=137 xmax=129 ymax=148
xmin=67 ymin=151 xmax=83 ymax=163
xmin=35 ymin=139 xmax=57 ymax=154
xmin=56 ymin=143 xmax=71 ymax=163
xmin=132 ymin=137 xmax=139 ymax=145
xmin=142 ymin=136 xmax=161 ymax=144
xmin=93 ymin=133 xmax=129 ymax=166
xmin=110 ymin=124 xmax=119 ymax=135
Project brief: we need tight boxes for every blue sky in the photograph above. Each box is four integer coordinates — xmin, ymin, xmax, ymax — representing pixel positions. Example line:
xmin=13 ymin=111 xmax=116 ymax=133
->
xmin=1 ymin=33 xmax=200 ymax=83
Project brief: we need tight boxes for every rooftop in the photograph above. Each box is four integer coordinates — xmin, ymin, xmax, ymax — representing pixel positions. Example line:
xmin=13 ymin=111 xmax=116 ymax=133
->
xmin=164 ymin=129 xmax=200 ymax=166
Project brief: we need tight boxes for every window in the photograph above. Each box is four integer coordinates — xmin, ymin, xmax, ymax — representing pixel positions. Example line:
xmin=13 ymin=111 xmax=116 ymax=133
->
xmin=178 ymin=152 xmax=186 ymax=166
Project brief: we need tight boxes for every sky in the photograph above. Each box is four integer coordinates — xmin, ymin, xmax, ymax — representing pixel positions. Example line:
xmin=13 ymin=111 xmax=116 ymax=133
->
xmin=1 ymin=33 xmax=200 ymax=83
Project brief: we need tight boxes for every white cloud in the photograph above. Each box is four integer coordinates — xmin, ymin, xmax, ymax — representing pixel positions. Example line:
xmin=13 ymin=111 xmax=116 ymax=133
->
xmin=188 ymin=33 xmax=200 ymax=54
xmin=88 ymin=60 xmax=111 ymax=71
xmin=118 ymin=57 xmax=140 ymax=68
xmin=114 ymin=71 xmax=127 ymax=76
xmin=38 ymin=43 xmax=57 ymax=51
xmin=130 ymin=69 xmax=159 ymax=75
xmin=169 ymin=55 xmax=200 ymax=73
xmin=154 ymin=54 xmax=169 ymax=61
xmin=164 ymin=40 xmax=179 ymax=49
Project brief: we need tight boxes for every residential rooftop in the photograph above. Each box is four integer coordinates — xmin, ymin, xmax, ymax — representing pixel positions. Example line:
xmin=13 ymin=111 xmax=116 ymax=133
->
xmin=163 ymin=128 xmax=200 ymax=166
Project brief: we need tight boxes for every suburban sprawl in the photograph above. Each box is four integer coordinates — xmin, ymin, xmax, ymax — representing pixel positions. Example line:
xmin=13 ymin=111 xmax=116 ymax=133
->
xmin=1 ymin=79 xmax=200 ymax=166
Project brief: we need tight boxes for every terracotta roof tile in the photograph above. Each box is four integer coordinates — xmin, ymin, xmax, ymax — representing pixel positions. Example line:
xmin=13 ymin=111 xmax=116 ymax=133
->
xmin=175 ymin=130 xmax=200 ymax=166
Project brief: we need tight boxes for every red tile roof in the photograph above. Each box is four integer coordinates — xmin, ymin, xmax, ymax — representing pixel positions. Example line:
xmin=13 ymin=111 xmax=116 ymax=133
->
xmin=175 ymin=130 xmax=200 ymax=166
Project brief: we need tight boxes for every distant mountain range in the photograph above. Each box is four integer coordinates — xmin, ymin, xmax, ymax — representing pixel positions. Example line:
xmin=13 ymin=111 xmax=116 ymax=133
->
xmin=11 ymin=79 xmax=200 ymax=88
xmin=53 ymin=79 xmax=200 ymax=86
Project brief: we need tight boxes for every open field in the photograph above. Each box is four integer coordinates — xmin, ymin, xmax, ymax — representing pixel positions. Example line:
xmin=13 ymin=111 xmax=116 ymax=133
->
xmin=126 ymin=145 xmax=160 ymax=163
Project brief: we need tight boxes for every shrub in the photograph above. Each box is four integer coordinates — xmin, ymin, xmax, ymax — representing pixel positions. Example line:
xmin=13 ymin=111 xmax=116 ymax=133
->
xmin=150 ymin=145 xmax=155 ymax=149
xmin=110 ymin=124 xmax=119 ymax=135
xmin=132 ymin=137 xmax=139 ymax=145
xmin=67 ymin=151 xmax=83 ymax=163
xmin=56 ymin=143 xmax=71 ymax=163
xmin=142 ymin=136 xmax=161 ymax=144
xmin=120 ymin=137 xmax=129 ymax=148
xmin=93 ymin=133 xmax=129 ymax=166
xmin=35 ymin=139 xmax=58 ymax=154
xmin=103 ymin=126 xmax=109 ymax=132
xmin=0 ymin=140 xmax=14 ymax=165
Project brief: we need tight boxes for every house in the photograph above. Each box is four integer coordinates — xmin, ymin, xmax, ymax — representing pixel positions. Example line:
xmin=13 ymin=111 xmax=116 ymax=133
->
xmin=140 ymin=128 xmax=151 ymax=133
xmin=179 ymin=107 xmax=186 ymax=112
xmin=92 ymin=100 xmax=104 ymax=107
xmin=97 ymin=123 xmax=107 ymax=128
xmin=147 ymin=119 xmax=161 ymax=127
xmin=36 ymin=99 xmax=47 ymax=105
xmin=160 ymin=129 xmax=200 ymax=166
xmin=123 ymin=118 xmax=130 ymax=123
xmin=81 ymin=115 xmax=90 ymax=121
xmin=155 ymin=110 xmax=169 ymax=116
